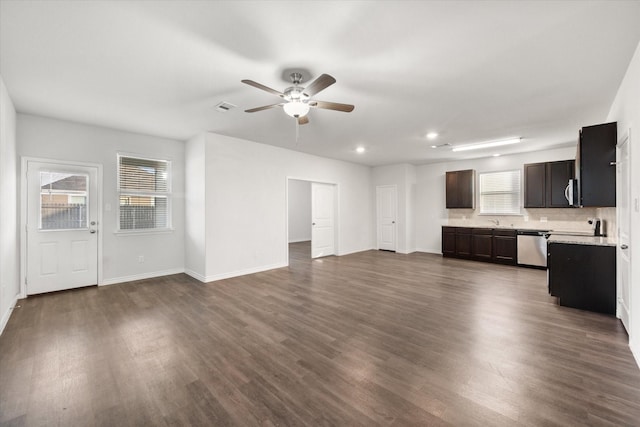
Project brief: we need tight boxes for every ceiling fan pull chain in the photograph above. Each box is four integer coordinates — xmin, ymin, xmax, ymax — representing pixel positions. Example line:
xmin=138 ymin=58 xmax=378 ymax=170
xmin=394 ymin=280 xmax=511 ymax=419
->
xmin=295 ymin=119 xmax=300 ymax=145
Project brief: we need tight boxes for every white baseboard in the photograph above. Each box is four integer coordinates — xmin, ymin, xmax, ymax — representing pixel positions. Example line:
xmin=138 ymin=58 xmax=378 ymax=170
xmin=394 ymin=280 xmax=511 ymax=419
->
xmin=415 ymin=247 xmax=442 ymax=254
xmin=100 ymin=268 xmax=185 ymax=286
xmin=631 ymin=339 xmax=640 ymax=370
xmin=184 ymin=269 xmax=206 ymax=282
xmin=199 ymin=262 xmax=288 ymax=283
xmin=0 ymin=294 xmax=19 ymax=336
xmin=337 ymin=247 xmax=374 ymax=256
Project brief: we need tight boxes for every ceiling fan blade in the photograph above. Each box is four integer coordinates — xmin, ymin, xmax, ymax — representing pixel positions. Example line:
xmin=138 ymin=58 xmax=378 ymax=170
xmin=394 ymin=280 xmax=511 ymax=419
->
xmin=310 ymin=100 xmax=355 ymax=112
xmin=298 ymin=115 xmax=309 ymax=125
xmin=241 ymin=80 xmax=285 ymax=98
xmin=303 ymin=74 xmax=336 ymax=97
xmin=245 ymin=103 xmax=283 ymax=113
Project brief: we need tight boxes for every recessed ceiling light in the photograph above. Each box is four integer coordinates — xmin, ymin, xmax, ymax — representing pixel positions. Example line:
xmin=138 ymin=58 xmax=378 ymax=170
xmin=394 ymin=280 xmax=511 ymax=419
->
xmin=452 ymin=137 xmax=521 ymax=152
xmin=430 ymin=145 xmax=438 ymax=149
xmin=356 ymin=146 xmax=365 ymax=153
xmin=426 ymin=132 xmax=439 ymax=140
xmin=493 ymin=153 xmax=501 ymax=157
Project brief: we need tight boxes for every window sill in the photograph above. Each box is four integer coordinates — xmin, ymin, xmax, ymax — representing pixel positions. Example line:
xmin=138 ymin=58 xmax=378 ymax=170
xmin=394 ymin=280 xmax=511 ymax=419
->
xmin=114 ymin=228 xmax=174 ymax=236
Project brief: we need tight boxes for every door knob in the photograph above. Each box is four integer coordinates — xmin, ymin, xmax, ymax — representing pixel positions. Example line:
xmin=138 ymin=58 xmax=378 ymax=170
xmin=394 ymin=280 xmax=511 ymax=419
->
xmin=621 ymin=244 xmax=628 ymax=249
xmin=312 ymin=222 xmax=316 ymax=226
xmin=89 ymin=229 xmax=96 ymax=234
xmin=392 ymin=221 xmax=395 ymax=224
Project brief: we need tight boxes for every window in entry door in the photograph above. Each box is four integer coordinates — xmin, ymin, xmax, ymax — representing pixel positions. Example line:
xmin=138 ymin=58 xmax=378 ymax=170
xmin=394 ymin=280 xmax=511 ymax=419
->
xmin=39 ymin=171 xmax=89 ymax=230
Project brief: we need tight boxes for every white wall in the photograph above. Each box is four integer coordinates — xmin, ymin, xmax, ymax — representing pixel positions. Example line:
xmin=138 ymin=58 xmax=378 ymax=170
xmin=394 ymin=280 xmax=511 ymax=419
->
xmin=0 ymin=77 xmax=19 ymax=334
xmin=288 ymin=179 xmax=311 ymax=243
xmin=189 ymin=132 xmax=373 ymax=282
xmin=371 ymin=164 xmax=416 ymax=254
xmin=415 ymin=147 xmax=578 ymax=253
xmin=608 ymin=40 xmax=640 ymax=365
xmin=17 ymin=114 xmax=185 ymax=285
xmin=184 ymin=133 xmax=206 ymax=280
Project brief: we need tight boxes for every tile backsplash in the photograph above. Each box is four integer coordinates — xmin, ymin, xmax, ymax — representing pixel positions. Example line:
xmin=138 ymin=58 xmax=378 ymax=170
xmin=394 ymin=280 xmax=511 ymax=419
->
xmin=448 ymin=207 xmax=616 ymax=237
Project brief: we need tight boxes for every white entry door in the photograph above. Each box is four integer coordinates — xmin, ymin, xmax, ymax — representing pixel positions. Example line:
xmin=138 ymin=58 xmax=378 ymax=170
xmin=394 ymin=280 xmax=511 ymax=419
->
xmin=377 ymin=185 xmax=397 ymax=251
xmin=26 ymin=161 xmax=99 ymax=295
xmin=617 ymin=133 xmax=631 ymax=333
xmin=311 ymin=183 xmax=335 ymax=258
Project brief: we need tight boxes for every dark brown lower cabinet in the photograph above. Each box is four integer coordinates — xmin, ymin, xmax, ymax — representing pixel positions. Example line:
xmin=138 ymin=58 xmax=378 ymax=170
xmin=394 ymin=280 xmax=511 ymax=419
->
xmin=455 ymin=228 xmax=472 ymax=259
xmin=493 ymin=229 xmax=517 ymax=264
xmin=547 ymin=242 xmax=615 ymax=315
xmin=442 ymin=226 xmax=517 ymax=266
xmin=472 ymin=228 xmax=492 ymax=261
xmin=442 ymin=227 xmax=456 ymax=256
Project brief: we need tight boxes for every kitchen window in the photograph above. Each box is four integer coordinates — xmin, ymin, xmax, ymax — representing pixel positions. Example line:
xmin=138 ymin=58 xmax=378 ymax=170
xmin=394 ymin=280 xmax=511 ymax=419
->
xmin=479 ymin=170 xmax=521 ymax=215
xmin=117 ymin=154 xmax=171 ymax=231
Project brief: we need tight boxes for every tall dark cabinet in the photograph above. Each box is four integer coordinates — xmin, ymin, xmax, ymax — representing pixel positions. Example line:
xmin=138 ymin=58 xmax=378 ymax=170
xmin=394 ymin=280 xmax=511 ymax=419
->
xmin=445 ymin=169 xmax=475 ymax=209
xmin=578 ymin=122 xmax=617 ymax=207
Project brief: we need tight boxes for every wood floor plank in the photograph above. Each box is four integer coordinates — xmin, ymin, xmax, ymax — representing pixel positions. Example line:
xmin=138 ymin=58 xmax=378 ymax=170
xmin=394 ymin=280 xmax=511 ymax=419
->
xmin=1 ymin=241 xmax=640 ymax=426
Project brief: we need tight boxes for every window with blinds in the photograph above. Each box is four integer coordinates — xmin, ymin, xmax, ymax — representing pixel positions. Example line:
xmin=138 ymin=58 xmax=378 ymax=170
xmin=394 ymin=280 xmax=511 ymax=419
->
xmin=479 ymin=170 xmax=521 ymax=215
xmin=118 ymin=155 xmax=171 ymax=230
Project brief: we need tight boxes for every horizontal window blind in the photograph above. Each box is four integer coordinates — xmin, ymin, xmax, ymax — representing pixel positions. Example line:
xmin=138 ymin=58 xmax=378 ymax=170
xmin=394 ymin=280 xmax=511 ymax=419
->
xmin=119 ymin=156 xmax=168 ymax=192
xmin=479 ymin=170 xmax=521 ymax=215
xmin=118 ymin=155 xmax=171 ymax=230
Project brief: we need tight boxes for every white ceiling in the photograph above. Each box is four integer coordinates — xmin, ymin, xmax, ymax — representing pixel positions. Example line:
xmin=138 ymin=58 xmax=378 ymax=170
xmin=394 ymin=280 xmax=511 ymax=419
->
xmin=1 ymin=1 xmax=639 ymax=166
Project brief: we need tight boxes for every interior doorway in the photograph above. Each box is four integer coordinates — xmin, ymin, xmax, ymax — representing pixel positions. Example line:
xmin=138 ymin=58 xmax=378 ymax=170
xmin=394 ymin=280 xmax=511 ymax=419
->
xmin=287 ymin=178 xmax=337 ymax=262
xmin=376 ymin=185 xmax=397 ymax=252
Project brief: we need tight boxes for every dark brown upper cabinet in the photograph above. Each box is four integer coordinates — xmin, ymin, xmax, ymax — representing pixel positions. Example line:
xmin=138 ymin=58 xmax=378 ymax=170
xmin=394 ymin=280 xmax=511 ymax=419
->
xmin=446 ymin=169 xmax=475 ymax=209
xmin=578 ymin=122 xmax=616 ymax=207
xmin=524 ymin=160 xmax=575 ymax=208
xmin=524 ymin=163 xmax=546 ymax=208
xmin=546 ymin=160 xmax=575 ymax=207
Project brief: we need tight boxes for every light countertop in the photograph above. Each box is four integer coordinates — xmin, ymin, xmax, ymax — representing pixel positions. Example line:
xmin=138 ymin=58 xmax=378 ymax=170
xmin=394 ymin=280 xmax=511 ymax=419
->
xmin=547 ymin=234 xmax=617 ymax=247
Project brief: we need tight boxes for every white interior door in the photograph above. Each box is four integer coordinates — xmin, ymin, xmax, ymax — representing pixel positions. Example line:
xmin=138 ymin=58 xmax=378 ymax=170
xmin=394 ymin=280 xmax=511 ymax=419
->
xmin=311 ymin=183 xmax=335 ymax=258
xmin=377 ymin=185 xmax=397 ymax=251
xmin=617 ymin=134 xmax=631 ymax=333
xmin=26 ymin=161 xmax=99 ymax=295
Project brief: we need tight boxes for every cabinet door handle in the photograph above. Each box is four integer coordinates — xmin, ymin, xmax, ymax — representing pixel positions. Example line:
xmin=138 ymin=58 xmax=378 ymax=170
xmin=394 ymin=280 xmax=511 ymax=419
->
xmin=564 ymin=183 xmax=570 ymax=203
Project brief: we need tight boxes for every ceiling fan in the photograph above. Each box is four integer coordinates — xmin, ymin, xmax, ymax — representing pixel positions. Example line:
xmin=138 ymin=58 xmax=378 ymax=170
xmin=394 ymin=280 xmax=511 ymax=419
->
xmin=242 ymin=72 xmax=354 ymax=125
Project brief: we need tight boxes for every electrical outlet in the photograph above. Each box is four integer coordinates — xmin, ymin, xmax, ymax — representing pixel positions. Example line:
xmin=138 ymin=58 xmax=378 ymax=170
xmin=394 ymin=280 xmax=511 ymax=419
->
xmin=635 ymin=198 xmax=639 ymax=212
xmin=540 ymin=217 xmax=548 ymax=223
xmin=138 ymin=255 xmax=144 ymax=263
xmin=524 ymin=216 xmax=529 ymax=222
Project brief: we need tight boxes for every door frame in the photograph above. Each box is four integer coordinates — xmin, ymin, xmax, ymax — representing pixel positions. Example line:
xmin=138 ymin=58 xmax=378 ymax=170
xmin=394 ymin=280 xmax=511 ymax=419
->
xmin=616 ymin=129 xmax=632 ymax=331
xmin=20 ymin=157 xmax=104 ymax=297
xmin=285 ymin=176 xmax=339 ymax=263
xmin=376 ymin=184 xmax=398 ymax=251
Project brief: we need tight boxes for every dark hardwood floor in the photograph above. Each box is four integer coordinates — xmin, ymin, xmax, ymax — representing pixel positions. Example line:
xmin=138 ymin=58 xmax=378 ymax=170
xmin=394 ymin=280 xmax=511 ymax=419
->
xmin=1 ymin=242 xmax=639 ymax=426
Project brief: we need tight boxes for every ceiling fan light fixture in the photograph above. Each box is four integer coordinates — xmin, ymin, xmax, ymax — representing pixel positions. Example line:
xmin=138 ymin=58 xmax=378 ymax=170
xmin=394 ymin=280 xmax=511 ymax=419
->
xmin=452 ymin=137 xmax=521 ymax=152
xmin=283 ymin=101 xmax=310 ymax=118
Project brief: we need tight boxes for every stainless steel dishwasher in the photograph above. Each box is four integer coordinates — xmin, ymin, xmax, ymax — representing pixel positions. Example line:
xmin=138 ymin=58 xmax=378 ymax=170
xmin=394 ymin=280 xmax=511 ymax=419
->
xmin=516 ymin=230 xmax=549 ymax=268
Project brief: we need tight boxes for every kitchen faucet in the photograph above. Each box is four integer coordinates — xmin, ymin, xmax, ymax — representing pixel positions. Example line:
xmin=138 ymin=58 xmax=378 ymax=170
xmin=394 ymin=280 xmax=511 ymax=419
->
xmin=488 ymin=219 xmax=500 ymax=226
